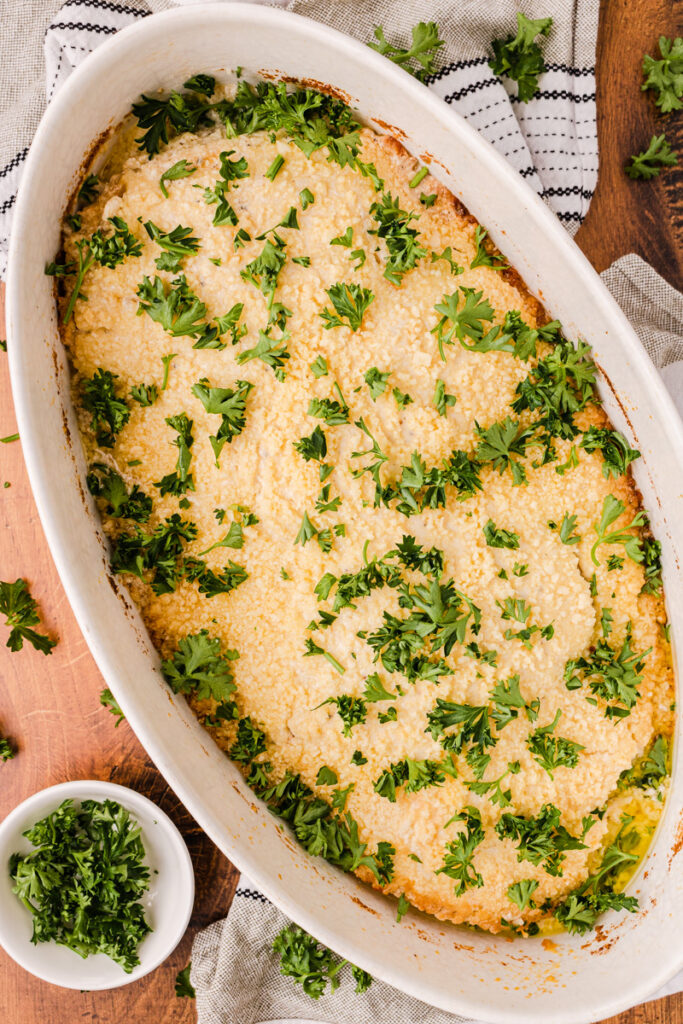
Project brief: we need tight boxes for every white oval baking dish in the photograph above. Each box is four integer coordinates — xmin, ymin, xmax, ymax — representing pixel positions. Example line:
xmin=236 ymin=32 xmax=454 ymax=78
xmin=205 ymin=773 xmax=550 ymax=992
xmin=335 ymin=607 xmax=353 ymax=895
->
xmin=6 ymin=6 xmax=683 ymax=1021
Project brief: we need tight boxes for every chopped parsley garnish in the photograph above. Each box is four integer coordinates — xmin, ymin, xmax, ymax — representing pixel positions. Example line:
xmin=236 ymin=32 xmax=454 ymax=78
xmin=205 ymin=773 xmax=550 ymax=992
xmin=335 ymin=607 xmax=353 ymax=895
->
xmin=294 ymin=425 xmax=327 ymax=463
xmin=507 ymin=879 xmax=539 ymax=912
xmin=136 ymin=274 xmax=222 ymax=346
xmin=248 ymin=767 xmax=394 ymax=885
xmin=489 ymin=13 xmax=553 ymax=102
xmin=475 ymin=416 xmax=534 ymax=486
xmin=495 ymin=802 xmax=586 ymax=876
xmin=433 ymin=379 xmax=457 ymax=416
xmin=308 ymin=392 xmax=349 ymax=425
xmin=369 ymin=193 xmax=426 ymax=285
xmin=87 ymin=463 xmax=152 ymax=522
xmin=204 ymin=149 xmax=249 ymax=226
xmin=155 ymin=413 xmax=195 ymax=496
xmin=175 ymin=963 xmax=196 ymax=998
xmin=161 ymin=353 xmax=177 ymax=390
xmin=626 ymin=133 xmax=678 ymax=179
xmin=198 ymin=522 xmax=244 ymax=556
xmin=363 ymin=673 xmax=396 ymax=703
xmin=470 ymin=226 xmax=508 ymax=271
xmin=78 ymin=173 xmax=100 ymax=205
xmin=161 ymin=630 xmax=238 ymax=707
xmin=590 ymin=494 xmax=645 ymax=566
xmin=100 ymin=687 xmax=125 ymax=726
xmin=512 ymin=339 xmax=597 ymax=442
xmin=527 ymin=710 xmax=584 ymax=777
xmin=159 ymin=158 xmax=197 ymax=197
xmin=320 ymin=282 xmax=374 ymax=331
xmin=437 ymin=806 xmax=484 ymax=895
xmin=310 ymin=355 xmax=328 ymax=378
xmin=130 ymin=382 xmax=158 ymax=407
xmin=143 ymin=221 xmax=200 ymax=271
xmin=641 ymin=36 xmax=683 ymax=113
xmin=553 ymin=818 xmax=640 ymax=933
xmin=467 ymin=759 xmax=520 ymax=807
xmin=374 ymin=757 xmax=452 ymax=801
xmin=316 ymin=765 xmax=338 ymax=786
xmin=132 ymin=79 xmax=216 ymax=156
xmin=619 ymin=735 xmax=668 ymax=793
xmin=300 ymin=188 xmax=315 ymax=209
xmin=420 ymin=192 xmax=437 ymax=206
xmin=265 ymin=154 xmax=285 ymax=181
xmin=0 ymin=579 xmax=56 ymax=655
xmin=240 ymin=234 xmax=287 ymax=310
xmin=551 ymin=512 xmax=580 ymax=545
xmin=368 ymin=21 xmax=445 ymax=82
xmin=432 ymin=287 xmax=500 ymax=360
xmin=640 ymin=536 xmax=663 ymax=595
xmin=0 ymin=734 xmax=15 ymax=762
xmin=273 ymin=923 xmax=372 ymax=999
xmin=111 ymin=513 xmax=197 ymax=595
xmin=330 ymin=226 xmax=353 ymax=247
xmin=564 ymin=630 xmax=651 ymax=719
xmin=305 ymin=638 xmax=344 ymax=673
xmin=192 ymin=377 xmax=253 ymax=465
xmin=364 ymin=367 xmax=391 ymax=400
xmin=236 ymin=328 xmax=290 ymax=381
xmin=427 ymin=700 xmax=494 ymax=753
xmin=579 ymin=426 xmax=640 ymax=478
xmin=319 ymin=694 xmax=367 ymax=736
xmin=490 ymin=675 xmax=539 ymax=728
xmin=483 ymin=519 xmax=519 ymax=549
xmin=61 ymin=217 xmax=142 ymax=324
xmin=392 ymin=386 xmax=413 ymax=410
xmin=81 ymin=368 xmax=130 ymax=448
xmin=9 ymin=798 xmax=151 ymax=971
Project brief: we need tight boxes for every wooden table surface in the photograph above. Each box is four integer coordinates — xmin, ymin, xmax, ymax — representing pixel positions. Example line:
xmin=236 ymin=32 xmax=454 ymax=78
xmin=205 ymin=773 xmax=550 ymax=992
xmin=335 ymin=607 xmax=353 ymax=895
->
xmin=0 ymin=1 xmax=681 ymax=1020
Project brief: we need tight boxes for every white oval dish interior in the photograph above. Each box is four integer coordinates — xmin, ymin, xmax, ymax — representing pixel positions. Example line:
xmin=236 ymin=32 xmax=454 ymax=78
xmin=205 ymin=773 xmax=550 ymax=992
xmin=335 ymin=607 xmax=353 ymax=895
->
xmin=6 ymin=5 xmax=683 ymax=1021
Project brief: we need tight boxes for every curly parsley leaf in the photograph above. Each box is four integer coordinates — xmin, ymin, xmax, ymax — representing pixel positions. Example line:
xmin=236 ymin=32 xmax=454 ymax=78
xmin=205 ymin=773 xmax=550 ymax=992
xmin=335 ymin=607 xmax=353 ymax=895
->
xmin=470 ymin=226 xmax=508 ymax=271
xmin=507 ymin=878 xmax=539 ymax=912
xmin=475 ymin=416 xmax=534 ymax=486
xmin=527 ymin=709 xmax=584 ymax=778
xmin=564 ymin=630 xmax=650 ymax=720
xmin=87 ymin=463 xmax=152 ymax=522
xmin=155 ymin=413 xmax=195 ymax=496
xmin=236 ymin=328 xmax=291 ymax=381
xmin=143 ymin=221 xmax=200 ymax=272
xmin=132 ymin=81 xmax=215 ymax=156
xmin=62 ymin=217 xmax=142 ymax=323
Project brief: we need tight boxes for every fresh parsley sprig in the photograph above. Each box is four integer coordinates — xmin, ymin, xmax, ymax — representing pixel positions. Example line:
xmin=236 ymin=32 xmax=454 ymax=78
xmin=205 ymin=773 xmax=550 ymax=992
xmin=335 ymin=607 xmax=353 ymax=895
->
xmin=626 ymin=133 xmax=678 ymax=180
xmin=61 ymin=217 xmax=142 ymax=324
xmin=273 ymin=924 xmax=372 ymax=999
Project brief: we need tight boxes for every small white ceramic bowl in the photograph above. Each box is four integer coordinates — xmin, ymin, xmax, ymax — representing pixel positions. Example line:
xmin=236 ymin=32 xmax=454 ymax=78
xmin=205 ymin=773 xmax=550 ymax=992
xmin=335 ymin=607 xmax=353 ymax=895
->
xmin=0 ymin=780 xmax=194 ymax=990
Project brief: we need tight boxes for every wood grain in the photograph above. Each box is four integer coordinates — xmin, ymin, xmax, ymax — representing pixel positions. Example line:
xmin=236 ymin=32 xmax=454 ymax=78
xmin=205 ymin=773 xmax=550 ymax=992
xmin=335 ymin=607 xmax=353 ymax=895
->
xmin=0 ymin=0 xmax=681 ymax=1019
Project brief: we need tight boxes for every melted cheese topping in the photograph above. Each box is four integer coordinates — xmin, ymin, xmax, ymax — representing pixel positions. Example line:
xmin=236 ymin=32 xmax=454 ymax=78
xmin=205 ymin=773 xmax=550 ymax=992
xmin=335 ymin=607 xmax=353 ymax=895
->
xmin=61 ymin=117 xmax=673 ymax=935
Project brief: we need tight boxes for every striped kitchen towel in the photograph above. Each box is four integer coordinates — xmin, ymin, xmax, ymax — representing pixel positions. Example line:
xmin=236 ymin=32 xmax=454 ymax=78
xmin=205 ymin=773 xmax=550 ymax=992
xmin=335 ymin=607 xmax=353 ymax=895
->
xmin=0 ymin=0 xmax=599 ymax=278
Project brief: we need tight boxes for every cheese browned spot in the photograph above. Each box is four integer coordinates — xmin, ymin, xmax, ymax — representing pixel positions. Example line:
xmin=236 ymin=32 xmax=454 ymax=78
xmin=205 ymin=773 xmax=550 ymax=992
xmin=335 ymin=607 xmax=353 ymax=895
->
xmin=60 ymin=113 xmax=673 ymax=936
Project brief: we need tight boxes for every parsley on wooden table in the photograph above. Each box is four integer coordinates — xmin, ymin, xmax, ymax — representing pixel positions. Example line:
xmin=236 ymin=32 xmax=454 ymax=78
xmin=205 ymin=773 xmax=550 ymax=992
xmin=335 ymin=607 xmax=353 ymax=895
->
xmin=626 ymin=133 xmax=678 ymax=179
xmin=9 ymin=798 xmax=151 ymax=972
xmin=174 ymin=962 xmax=196 ymax=998
xmin=641 ymin=35 xmax=683 ymax=113
xmin=0 ymin=579 xmax=56 ymax=655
